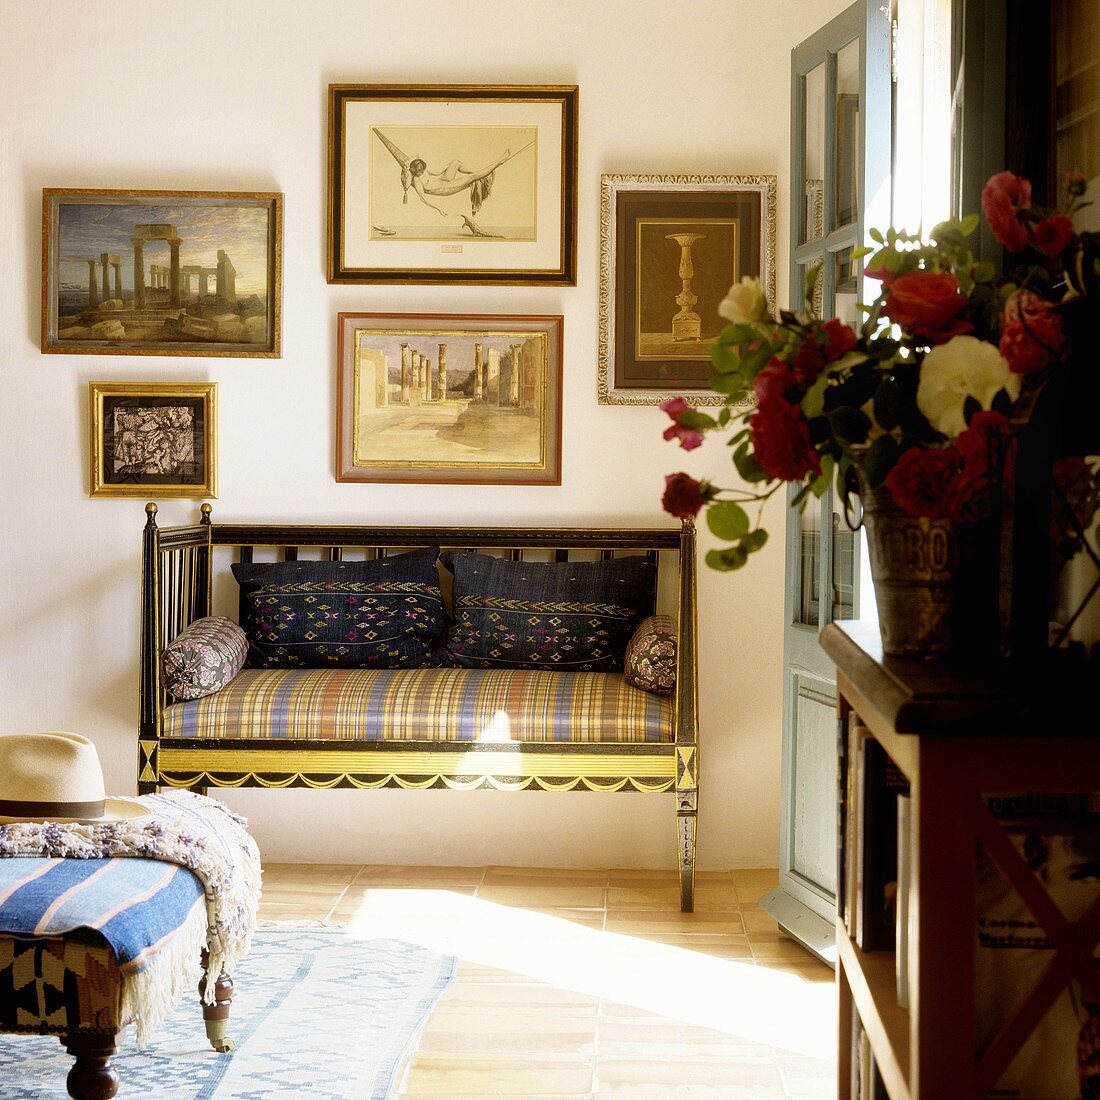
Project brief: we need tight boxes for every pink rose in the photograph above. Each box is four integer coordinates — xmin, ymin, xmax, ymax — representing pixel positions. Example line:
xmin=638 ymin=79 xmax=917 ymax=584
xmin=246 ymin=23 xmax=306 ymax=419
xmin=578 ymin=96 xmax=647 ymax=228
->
xmin=660 ymin=396 xmax=704 ymax=451
xmin=981 ymin=171 xmax=1032 ymax=252
xmin=998 ymin=290 xmax=1065 ymax=374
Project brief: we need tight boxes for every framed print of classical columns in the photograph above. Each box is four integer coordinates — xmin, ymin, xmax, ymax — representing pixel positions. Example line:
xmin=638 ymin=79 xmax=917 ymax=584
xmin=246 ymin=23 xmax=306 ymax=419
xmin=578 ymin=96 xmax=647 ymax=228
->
xmin=327 ymin=85 xmax=578 ymax=285
xmin=598 ymin=174 xmax=777 ymax=405
xmin=42 ymin=189 xmax=282 ymax=357
xmin=336 ymin=313 xmax=563 ymax=485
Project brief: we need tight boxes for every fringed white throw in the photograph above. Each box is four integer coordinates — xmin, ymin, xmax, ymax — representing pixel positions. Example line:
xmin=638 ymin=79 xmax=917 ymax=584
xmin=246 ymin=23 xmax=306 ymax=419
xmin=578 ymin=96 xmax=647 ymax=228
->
xmin=0 ymin=791 xmax=261 ymax=1045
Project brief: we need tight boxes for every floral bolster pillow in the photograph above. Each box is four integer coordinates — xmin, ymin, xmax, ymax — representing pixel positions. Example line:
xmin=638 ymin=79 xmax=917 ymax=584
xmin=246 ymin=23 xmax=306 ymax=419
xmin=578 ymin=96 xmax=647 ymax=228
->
xmin=162 ymin=616 xmax=249 ymax=701
xmin=442 ymin=551 xmax=655 ymax=672
xmin=231 ymin=547 xmax=445 ymax=669
xmin=623 ymin=614 xmax=677 ymax=695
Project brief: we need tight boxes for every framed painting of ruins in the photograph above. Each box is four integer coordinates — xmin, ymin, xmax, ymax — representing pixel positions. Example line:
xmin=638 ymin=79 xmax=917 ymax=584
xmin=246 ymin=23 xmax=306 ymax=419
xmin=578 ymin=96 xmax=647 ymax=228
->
xmin=336 ymin=313 xmax=563 ymax=485
xmin=597 ymin=174 xmax=777 ymax=405
xmin=42 ymin=189 xmax=282 ymax=357
xmin=88 ymin=381 xmax=217 ymax=497
xmin=327 ymin=85 xmax=578 ymax=285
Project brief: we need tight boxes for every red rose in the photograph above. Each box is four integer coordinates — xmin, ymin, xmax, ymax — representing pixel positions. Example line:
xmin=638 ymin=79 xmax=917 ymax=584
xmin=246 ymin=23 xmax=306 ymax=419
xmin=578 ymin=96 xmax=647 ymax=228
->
xmin=955 ymin=410 xmax=1011 ymax=473
xmin=951 ymin=411 xmax=1013 ymax=522
xmin=662 ymin=472 xmax=708 ymax=519
xmin=981 ymin=171 xmax=1032 ymax=252
xmin=882 ymin=271 xmax=973 ymax=344
xmin=754 ymin=357 xmax=800 ymax=403
xmin=750 ymin=397 xmax=822 ymax=482
xmin=660 ymin=396 xmax=704 ymax=451
xmin=1033 ymin=214 xmax=1074 ymax=260
xmin=823 ymin=317 xmax=858 ymax=361
xmin=999 ymin=290 xmax=1065 ymax=374
xmin=884 ymin=446 xmax=962 ymax=518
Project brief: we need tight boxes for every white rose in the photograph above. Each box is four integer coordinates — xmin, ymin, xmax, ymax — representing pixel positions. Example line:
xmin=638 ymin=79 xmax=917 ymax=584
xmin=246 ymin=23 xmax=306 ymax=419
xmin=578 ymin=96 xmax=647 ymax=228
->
xmin=718 ymin=277 xmax=768 ymax=324
xmin=916 ymin=335 xmax=1020 ymax=440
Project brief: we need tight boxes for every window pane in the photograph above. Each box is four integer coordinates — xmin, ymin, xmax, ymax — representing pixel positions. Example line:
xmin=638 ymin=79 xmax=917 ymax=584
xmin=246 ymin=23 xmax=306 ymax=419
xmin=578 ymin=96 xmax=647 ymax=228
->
xmin=803 ymin=63 xmax=827 ymax=244
xmin=798 ymin=494 xmax=823 ymax=626
xmin=831 ymin=493 xmax=857 ymax=620
xmin=836 ymin=39 xmax=861 ymax=228
xmin=834 ymin=246 xmax=859 ymax=327
xmin=1055 ymin=0 xmax=1100 ymax=231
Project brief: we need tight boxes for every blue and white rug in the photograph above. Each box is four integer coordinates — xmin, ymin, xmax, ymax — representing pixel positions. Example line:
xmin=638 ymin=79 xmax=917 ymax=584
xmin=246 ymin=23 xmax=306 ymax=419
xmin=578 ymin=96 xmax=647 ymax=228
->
xmin=0 ymin=929 xmax=456 ymax=1099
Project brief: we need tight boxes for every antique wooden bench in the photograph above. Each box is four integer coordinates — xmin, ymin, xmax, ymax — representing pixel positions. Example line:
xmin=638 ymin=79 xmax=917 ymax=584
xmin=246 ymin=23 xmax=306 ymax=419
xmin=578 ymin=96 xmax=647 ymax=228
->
xmin=138 ymin=505 xmax=700 ymax=909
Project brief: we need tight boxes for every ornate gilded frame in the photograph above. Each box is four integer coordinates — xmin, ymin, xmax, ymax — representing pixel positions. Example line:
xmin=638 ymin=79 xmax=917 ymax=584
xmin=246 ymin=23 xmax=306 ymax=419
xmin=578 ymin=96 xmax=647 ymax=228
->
xmin=89 ymin=381 xmax=217 ymax=498
xmin=42 ymin=189 xmax=282 ymax=357
xmin=597 ymin=173 xmax=777 ymax=406
xmin=327 ymin=84 xmax=578 ymax=285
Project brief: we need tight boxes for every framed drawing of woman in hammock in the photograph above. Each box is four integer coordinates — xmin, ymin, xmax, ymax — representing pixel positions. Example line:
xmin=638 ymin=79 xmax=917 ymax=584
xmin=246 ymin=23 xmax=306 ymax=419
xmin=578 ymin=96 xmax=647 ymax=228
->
xmin=328 ymin=85 xmax=578 ymax=285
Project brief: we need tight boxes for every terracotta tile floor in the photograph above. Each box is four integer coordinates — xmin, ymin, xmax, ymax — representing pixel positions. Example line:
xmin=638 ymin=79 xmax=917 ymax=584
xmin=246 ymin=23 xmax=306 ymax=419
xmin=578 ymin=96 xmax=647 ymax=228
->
xmin=260 ymin=864 xmax=837 ymax=1099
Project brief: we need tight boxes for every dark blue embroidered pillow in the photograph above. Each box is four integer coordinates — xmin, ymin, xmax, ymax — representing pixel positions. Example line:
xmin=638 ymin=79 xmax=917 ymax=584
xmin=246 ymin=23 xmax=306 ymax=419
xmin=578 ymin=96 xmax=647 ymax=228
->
xmin=232 ymin=548 xmax=445 ymax=669
xmin=443 ymin=552 xmax=655 ymax=671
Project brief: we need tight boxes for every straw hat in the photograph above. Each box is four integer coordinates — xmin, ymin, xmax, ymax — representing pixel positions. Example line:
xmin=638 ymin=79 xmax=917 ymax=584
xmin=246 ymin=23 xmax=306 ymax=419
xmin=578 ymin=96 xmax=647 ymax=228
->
xmin=0 ymin=732 xmax=149 ymax=824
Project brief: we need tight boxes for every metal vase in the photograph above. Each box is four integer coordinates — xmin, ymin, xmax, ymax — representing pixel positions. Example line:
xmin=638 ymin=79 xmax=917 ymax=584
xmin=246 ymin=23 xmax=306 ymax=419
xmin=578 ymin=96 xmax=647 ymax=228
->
xmin=859 ymin=481 xmax=957 ymax=657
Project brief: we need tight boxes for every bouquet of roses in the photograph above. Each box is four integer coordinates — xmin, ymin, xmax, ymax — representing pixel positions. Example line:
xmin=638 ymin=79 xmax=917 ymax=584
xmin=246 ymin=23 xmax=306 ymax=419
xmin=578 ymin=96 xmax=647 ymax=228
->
xmin=661 ymin=170 xmax=1099 ymax=572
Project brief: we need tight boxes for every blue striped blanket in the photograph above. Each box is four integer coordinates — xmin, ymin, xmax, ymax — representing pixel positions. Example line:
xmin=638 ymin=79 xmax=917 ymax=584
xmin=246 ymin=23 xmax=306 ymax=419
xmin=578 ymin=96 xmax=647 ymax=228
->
xmin=0 ymin=857 xmax=204 ymax=975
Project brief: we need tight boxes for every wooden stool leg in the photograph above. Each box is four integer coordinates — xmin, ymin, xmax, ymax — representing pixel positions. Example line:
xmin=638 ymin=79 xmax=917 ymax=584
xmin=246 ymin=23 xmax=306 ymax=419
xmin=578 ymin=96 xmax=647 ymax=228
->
xmin=61 ymin=1032 xmax=119 ymax=1100
xmin=199 ymin=949 xmax=235 ymax=1053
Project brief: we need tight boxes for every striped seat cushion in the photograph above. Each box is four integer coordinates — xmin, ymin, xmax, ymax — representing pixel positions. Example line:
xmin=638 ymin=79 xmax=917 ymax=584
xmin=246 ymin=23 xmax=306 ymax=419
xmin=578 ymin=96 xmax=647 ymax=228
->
xmin=162 ymin=668 xmax=673 ymax=744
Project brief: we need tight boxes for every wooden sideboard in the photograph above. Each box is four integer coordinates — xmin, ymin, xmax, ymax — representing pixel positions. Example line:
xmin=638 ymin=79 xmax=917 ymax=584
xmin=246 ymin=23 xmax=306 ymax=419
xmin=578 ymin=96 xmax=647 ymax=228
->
xmin=821 ymin=621 xmax=1100 ymax=1099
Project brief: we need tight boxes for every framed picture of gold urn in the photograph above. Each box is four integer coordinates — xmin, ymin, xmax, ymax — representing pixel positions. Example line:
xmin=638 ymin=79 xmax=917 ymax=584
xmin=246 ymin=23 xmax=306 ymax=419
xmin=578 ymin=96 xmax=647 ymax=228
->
xmin=598 ymin=174 xmax=777 ymax=405
xmin=337 ymin=312 xmax=563 ymax=485
xmin=42 ymin=189 xmax=282 ymax=357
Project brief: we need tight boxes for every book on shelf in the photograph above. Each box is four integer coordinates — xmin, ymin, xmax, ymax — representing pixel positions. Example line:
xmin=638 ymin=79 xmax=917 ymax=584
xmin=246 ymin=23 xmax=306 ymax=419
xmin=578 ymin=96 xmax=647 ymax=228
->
xmin=895 ymin=791 xmax=911 ymax=1011
xmin=975 ymin=799 xmax=1100 ymax=1099
xmin=844 ymin=714 xmax=872 ymax=937
xmin=856 ymin=737 xmax=910 ymax=952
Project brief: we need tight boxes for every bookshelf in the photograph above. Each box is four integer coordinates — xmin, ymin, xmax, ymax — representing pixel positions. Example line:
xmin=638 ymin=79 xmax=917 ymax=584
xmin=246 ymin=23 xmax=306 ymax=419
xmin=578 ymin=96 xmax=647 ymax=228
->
xmin=821 ymin=621 xmax=1100 ymax=1099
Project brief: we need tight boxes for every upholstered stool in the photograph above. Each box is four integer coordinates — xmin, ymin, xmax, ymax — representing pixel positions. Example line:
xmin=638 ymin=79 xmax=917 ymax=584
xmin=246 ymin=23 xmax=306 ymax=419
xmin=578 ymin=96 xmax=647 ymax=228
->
xmin=0 ymin=858 xmax=235 ymax=1100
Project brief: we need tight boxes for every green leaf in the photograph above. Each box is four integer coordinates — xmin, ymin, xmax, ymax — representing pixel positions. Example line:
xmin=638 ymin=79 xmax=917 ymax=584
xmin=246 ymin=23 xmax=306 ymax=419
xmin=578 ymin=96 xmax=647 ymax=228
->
xmin=863 ymin=435 xmax=899 ymax=488
xmin=869 ymin=227 xmax=884 ymax=244
xmin=705 ymin=546 xmax=749 ymax=572
xmin=677 ymin=411 xmax=717 ymax=430
xmin=826 ymin=406 xmax=872 ymax=444
xmin=717 ymin=323 xmax=760 ymax=346
xmin=741 ymin=528 xmax=769 ymax=552
xmin=706 ymin=501 xmax=750 ymax=541
xmin=710 ymin=342 xmax=740 ymax=373
xmin=873 ymin=379 xmax=902 ymax=431
xmin=972 ymin=260 xmax=995 ymax=284
xmin=810 ymin=474 xmax=830 ymax=498
xmin=801 ymin=373 xmax=830 ymax=419
xmin=733 ymin=442 xmax=768 ymax=483
xmin=959 ymin=213 xmax=980 ymax=236
xmin=717 ymin=407 xmax=731 ymax=427
xmin=708 ymin=372 xmax=748 ymax=396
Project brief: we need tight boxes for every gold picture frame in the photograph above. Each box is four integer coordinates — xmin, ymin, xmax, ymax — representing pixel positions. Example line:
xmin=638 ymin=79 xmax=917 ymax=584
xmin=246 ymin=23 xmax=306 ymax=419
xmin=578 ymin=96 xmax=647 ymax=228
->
xmin=327 ymin=85 xmax=578 ymax=285
xmin=42 ymin=189 xmax=282 ymax=357
xmin=598 ymin=173 xmax=777 ymax=406
xmin=89 ymin=381 xmax=217 ymax=498
xmin=336 ymin=313 xmax=563 ymax=484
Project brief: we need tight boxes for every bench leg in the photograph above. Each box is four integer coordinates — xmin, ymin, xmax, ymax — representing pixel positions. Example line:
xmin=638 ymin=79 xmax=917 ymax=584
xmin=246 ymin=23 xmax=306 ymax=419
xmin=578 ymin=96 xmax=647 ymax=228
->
xmin=677 ymin=811 xmax=697 ymax=913
xmin=199 ymin=950 xmax=235 ymax=1053
xmin=61 ymin=1032 xmax=119 ymax=1100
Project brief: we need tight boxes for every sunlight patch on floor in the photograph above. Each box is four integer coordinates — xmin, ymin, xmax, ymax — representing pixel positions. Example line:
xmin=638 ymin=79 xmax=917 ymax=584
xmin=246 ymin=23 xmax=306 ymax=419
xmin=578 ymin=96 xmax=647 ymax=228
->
xmin=337 ymin=887 xmax=836 ymax=1060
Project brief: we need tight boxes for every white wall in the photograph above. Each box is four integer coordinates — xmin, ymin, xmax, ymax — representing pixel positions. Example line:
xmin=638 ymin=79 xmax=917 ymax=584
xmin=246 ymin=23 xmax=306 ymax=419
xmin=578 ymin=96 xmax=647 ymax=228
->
xmin=0 ymin=0 xmax=849 ymax=868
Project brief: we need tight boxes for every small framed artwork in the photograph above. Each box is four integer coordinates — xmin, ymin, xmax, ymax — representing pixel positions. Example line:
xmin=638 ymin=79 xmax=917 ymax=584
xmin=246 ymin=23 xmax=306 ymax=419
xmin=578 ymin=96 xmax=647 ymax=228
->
xmin=89 ymin=381 xmax=217 ymax=497
xmin=336 ymin=313 xmax=562 ymax=485
xmin=598 ymin=173 xmax=777 ymax=406
xmin=43 ymin=189 xmax=282 ymax=357
xmin=327 ymin=85 xmax=578 ymax=285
